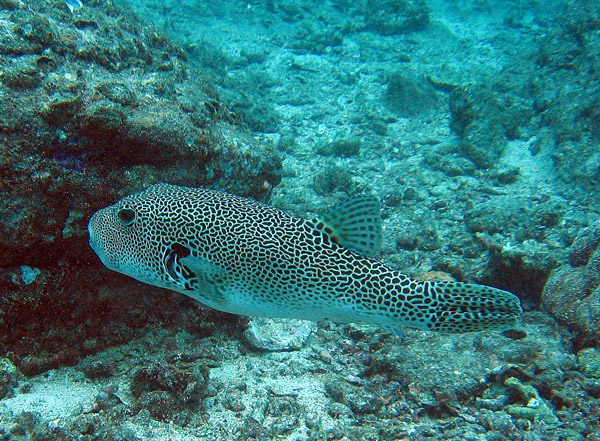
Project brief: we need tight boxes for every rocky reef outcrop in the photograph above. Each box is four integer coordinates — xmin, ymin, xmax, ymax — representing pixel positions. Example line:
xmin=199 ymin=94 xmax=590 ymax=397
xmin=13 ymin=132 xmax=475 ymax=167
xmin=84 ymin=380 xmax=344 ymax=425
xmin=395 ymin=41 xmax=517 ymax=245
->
xmin=542 ymin=220 xmax=600 ymax=342
xmin=0 ymin=0 xmax=281 ymax=374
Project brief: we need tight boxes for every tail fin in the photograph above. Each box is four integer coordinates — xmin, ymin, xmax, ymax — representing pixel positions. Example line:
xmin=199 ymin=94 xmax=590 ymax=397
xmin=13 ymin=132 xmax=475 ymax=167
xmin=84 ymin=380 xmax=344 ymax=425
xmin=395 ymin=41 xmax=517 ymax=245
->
xmin=398 ymin=281 xmax=522 ymax=333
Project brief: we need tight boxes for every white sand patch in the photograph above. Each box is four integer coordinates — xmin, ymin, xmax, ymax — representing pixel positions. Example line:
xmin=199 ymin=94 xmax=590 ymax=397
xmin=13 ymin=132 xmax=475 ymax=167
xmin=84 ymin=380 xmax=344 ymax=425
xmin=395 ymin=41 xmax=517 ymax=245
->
xmin=0 ymin=368 xmax=98 ymax=420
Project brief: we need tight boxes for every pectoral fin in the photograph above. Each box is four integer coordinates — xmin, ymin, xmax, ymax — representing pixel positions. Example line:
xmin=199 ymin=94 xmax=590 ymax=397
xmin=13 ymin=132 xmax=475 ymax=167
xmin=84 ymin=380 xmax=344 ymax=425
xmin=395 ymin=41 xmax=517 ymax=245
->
xmin=179 ymin=253 xmax=230 ymax=306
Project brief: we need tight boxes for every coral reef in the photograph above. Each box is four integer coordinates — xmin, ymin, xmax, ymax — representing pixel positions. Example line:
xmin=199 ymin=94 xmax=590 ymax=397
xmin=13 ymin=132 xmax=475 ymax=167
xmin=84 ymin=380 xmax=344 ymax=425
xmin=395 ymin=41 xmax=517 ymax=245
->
xmin=1 ymin=308 xmax=597 ymax=441
xmin=0 ymin=0 xmax=599 ymax=439
xmin=0 ymin=0 xmax=281 ymax=373
xmin=533 ymin=1 xmax=600 ymax=192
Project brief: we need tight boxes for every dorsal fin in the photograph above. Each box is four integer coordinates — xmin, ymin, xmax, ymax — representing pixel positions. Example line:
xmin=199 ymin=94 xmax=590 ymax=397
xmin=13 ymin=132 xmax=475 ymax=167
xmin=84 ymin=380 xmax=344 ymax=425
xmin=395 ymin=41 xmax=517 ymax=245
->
xmin=313 ymin=194 xmax=382 ymax=258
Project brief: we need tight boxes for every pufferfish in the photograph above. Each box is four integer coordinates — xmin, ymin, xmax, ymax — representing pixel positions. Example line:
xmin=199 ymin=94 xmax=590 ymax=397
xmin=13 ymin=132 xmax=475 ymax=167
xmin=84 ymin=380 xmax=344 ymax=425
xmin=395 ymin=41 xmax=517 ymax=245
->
xmin=88 ymin=183 xmax=521 ymax=334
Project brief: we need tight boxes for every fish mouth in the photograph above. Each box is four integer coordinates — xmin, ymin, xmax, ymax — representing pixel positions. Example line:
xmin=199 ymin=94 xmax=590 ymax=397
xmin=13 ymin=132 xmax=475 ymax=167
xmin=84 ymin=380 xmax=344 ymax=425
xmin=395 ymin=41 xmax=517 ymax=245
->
xmin=88 ymin=217 xmax=98 ymax=253
xmin=88 ymin=213 xmax=108 ymax=266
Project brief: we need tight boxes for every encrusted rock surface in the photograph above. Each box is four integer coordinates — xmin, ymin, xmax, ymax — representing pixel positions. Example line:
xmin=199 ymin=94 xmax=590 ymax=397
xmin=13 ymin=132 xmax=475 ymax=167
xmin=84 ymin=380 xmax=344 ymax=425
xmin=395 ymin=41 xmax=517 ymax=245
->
xmin=0 ymin=0 xmax=281 ymax=373
xmin=542 ymin=220 xmax=600 ymax=340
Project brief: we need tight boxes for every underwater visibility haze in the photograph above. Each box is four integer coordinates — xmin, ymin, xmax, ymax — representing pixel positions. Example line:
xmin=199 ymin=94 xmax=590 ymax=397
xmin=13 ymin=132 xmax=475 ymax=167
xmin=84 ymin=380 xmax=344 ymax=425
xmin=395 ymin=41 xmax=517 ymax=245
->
xmin=0 ymin=0 xmax=599 ymax=440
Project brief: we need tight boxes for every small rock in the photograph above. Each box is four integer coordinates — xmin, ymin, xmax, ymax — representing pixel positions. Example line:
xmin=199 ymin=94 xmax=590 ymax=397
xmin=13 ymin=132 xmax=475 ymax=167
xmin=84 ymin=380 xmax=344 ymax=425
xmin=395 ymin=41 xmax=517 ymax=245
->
xmin=313 ymin=165 xmax=356 ymax=196
xmin=503 ymin=377 xmax=558 ymax=423
xmin=0 ymin=358 xmax=24 ymax=399
xmin=385 ymin=72 xmax=439 ymax=117
xmin=77 ymin=358 xmax=113 ymax=379
xmin=317 ymin=349 xmax=333 ymax=364
xmin=578 ymin=348 xmax=600 ymax=378
xmin=41 ymin=93 xmax=82 ymax=124
xmin=324 ymin=380 xmax=348 ymax=403
xmin=1 ymin=61 xmax=41 ymax=89
xmin=223 ymin=395 xmax=246 ymax=412
xmin=569 ymin=220 xmax=600 ymax=266
xmin=131 ymin=362 xmax=209 ymax=424
xmin=328 ymin=402 xmax=352 ymax=418
xmin=542 ymin=246 xmax=600 ymax=338
xmin=82 ymin=104 xmax=127 ymax=134
xmin=315 ymin=137 xmax=361 ymax=157
xmin=364 ymin=0 xmax=430 ymax=35
xmin=347 ymin=394 xmax=384 ymax=415
xmin=488 ymin=166 xmax=521 ymax=185
xmin=97 ymin=82 xmax=137 ymax=106
xmin=304 ymin=411 xmax=321 ymax=430
xmin=271 ymin=415 xmax=299 ymax=435
xmin=244 ymin=317 xmax=315 ymax=351
xmin=16 ymin=15 xmax=55 ymax=45
xmin=19 ymin=265 xmax=41 ymax=285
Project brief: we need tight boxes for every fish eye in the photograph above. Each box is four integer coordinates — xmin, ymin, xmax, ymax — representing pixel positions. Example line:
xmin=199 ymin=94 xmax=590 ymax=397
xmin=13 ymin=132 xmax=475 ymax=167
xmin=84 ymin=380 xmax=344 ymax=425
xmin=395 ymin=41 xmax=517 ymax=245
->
xmin=117 ymin=207 xmax=136 ymax=226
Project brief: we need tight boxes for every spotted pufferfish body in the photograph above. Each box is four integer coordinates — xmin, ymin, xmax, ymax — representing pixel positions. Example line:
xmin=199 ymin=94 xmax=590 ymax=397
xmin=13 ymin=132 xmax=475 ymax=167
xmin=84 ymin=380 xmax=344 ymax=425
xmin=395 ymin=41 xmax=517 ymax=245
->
xmin=88 ymin=183 xmax=521 ymax=334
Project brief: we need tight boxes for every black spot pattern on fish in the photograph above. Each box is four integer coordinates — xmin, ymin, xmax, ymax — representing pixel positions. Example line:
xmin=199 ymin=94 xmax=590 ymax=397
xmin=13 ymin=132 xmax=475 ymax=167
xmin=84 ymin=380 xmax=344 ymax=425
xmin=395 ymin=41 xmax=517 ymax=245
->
xmin=88 ymin=184 xmax=522 ymax=333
